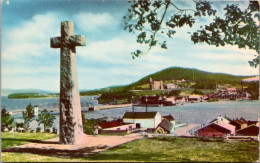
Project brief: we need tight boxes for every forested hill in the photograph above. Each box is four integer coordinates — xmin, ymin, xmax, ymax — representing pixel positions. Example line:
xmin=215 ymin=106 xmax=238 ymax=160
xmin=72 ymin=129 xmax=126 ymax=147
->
xmin=129 ymin=67 xmax=251 ymax=88
xmin=81 ymin=67 xmax=253 ymax=95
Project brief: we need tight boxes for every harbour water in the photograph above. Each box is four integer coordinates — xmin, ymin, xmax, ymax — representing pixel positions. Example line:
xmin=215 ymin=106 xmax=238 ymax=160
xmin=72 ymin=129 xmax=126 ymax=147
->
xmin=1 ymin=96 xmax=260 ymax=127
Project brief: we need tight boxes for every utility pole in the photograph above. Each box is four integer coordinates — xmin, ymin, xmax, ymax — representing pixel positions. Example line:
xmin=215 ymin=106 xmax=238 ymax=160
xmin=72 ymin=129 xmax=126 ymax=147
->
xmin=145 ymin=97 xmax=148 ymax=112
xmin=132 ymin=96 xmax=134 ymax=113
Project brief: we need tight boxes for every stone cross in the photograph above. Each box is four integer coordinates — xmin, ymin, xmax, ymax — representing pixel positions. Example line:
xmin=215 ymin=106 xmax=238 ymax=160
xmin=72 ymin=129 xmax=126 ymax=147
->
xmin=50 ymin=21 xmax=86 ymax=145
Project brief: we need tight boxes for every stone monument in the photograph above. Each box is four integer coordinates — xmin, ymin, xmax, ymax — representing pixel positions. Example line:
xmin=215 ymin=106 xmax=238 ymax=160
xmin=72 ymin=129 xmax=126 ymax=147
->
xmin=50 ymin=21 xmax=86 ymax=145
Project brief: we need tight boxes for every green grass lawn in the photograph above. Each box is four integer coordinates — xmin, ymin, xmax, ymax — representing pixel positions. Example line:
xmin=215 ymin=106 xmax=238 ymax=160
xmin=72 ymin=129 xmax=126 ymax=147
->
xmin=1 ymin=133 xmax=259 ymax=162
xmin=1 ymin=132 xmax=58 ymax=150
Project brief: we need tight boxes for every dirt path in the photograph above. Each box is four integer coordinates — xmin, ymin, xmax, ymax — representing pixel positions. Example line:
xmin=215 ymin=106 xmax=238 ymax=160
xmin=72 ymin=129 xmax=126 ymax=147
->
xmin=4 ymin=133 xmax=143 ymax=157
xmin=175 ymin=124 xmax=201 ymax=136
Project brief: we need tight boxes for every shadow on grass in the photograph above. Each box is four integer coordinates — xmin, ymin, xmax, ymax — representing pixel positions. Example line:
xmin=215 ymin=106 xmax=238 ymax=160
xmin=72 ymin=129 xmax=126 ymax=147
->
xmin=2 ymin=138 xmax=59 ymax=144
xmin=3 ymin=145 xmax=108 ymax=158
xmin=87 ymin=152 xmax=194 ymax=162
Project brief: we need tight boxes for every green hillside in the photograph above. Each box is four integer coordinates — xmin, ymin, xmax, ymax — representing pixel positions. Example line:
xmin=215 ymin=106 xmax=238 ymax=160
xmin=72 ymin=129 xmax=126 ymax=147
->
xmin=130 ymin=67 xmax=249 ymax=89
xmin=81 ymin=67 xmax=252 ymax=96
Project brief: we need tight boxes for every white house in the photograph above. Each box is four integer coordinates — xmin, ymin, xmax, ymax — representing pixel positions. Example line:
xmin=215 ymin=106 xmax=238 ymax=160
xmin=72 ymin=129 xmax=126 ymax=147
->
xmin=209 ymin=115 xmax=231 ymax=124
xmin=165 ymin=83 xmax=178 ymax=89
xmin=188 ymin=95 xmax=202 ymax=102
xmin=175 ymin=97 xmax=186 ymax=105
xmin=163 ymin=96 xmax=176 ymax=105
xmin=34 ymin=105 xmax=39 ymax=116
xmin=123 ymin=112 xmax=162 ymax=129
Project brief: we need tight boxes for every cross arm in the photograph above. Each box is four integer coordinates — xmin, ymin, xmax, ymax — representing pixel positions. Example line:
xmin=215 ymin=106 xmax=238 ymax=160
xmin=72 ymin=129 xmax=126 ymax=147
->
xmin=50 ymin=37 xmax=62 ymax=48
xmin=69 ymin=35 xmax=86 ymax=46
xmin=50 ymin=35 xmax=86 ymax=48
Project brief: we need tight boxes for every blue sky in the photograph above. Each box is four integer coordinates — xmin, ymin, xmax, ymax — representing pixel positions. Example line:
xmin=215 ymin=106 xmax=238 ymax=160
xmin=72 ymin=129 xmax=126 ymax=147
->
xmin=1 ymin=0 xmax=258 ymax=92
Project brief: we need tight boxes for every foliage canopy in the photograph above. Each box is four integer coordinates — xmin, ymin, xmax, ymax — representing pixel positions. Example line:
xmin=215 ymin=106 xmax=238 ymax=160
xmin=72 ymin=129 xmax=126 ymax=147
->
xmin=22 ymin=103 xmax=35 ymax=131
xmin=37 ymin=109 xmax=56 ymax=132
xmin=123 ymin=1 xmax=259 ymax=67
xmin=1 ymin=107 xmax=15 ymax=131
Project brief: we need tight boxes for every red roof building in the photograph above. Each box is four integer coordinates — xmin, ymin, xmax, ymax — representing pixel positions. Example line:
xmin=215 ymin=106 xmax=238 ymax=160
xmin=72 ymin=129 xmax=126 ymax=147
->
xmin=226 ymin=88 xmax=237 ymax=92
xmin=98 ymin=119 xmax=136 ymax=134
xmin=230 ymin=118 xmax=248 ymax=130
xmin=197 ymin=123 xmax=232 ymax=138
xmin=98 ymin=120 xmax=121 ymax=129
xmin=236 ymin=125 xmax=259 ymax=136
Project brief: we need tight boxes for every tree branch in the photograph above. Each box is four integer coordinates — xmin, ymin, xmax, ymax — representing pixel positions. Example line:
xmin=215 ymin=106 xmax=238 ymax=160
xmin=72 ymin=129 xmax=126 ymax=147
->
xmin=170 ymin=2 xmax=197 ymax=13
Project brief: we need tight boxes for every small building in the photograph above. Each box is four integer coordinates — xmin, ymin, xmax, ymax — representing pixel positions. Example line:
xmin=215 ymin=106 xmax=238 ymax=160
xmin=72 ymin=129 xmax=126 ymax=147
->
xmin=209 ymin=115 xmax=231 ymax=124
xmin=165 ymin=83 xmax=178 ymax=89
xmin=176 ymin=79 xmax=187 ymax=83
xmin=140 ymin=96 xmax=163 ymax=105
xmin=154 ymin=119 xmax=173 ymax=134
xmin=123 ymin=111 xmax=162 ymax=129
xmin=162 ymin=114 xmax=176 ymax=134
xmin=247 ymin=120 xmax=259 ymax=126
xmin=149 ymin=77 xmax=164 ymax=90
xmin=98 ymin=119 xmax=136 ymax=134
xmin=236 ymin=125 xmax=259 ymax=136
xmin=239 ymin=117 xmax=247 ymax=124
xmin=230 ymin=118 xmax=248 ymax=130
xmin=175 ymin=97 xmax=185 ymax=105
xmin=162 ymin=96 xmax=176 ymax=106
xmin=203 ymin=95 xmax=209 ymax=101
xmin=212 ymin=121 xmax=236 ymax=135
xmin=197 ymin=123 xmax=231 ymax=138
xmin=34 ymin=105 xmax=39 ymax=116
xmin=188 ymin=95 xmax=201 ymax=102
xmin=226 ymin=88 xmax=237 ymax=92
xmin=162 ymin=114 xmax=175 ymax=125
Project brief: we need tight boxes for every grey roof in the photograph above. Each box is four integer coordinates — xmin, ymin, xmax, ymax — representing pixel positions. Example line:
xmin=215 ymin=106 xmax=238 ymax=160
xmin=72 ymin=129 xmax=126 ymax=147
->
xmin=163 ymin=115 xmax=175 ymax=121
xmin=158 ymin=119 xmax=173 ymax=132
xmin=209 ymin=118 xmax=217 ymax=124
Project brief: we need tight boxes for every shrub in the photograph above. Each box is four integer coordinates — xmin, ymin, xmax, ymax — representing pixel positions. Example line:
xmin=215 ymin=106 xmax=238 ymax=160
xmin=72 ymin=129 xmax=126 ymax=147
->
xmin=192 ymin=89 xmax=204 ymax=95
xmin=166 ymin=90 xmax=181 ymax=97
xmin=36 ymin=127 xmax=41 ymax=133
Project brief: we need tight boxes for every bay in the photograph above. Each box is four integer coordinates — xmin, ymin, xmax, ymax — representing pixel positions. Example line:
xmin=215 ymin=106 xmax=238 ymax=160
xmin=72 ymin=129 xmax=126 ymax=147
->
xmin=83 ymin=100 xmax=260 ymax=124
xmin=1 ymin=96 xmax=260 ymax=129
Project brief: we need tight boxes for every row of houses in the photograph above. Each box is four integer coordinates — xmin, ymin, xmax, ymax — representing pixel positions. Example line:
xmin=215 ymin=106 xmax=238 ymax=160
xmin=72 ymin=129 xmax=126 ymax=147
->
xmin=196 ymin=115 xmax=259 ymax=138
xmin=139 ymin=96 xmax=186 ymax=106
xmin=97 ymin=111 xmax=177 ymax=135
xmin=140 ymin=88 xmax=252 ymax=107
xmin=139 ymin=94 xmax=204 ymax=106
xmin=208 ymin=88 xmax=251 ymax=100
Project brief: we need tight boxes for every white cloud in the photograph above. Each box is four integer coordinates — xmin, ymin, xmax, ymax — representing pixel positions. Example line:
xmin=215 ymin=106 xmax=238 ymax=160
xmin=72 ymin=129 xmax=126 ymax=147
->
xmin=73 ymin=12 xmax=118 ymax=33
xmin=2 ymin=9 xmax=258 ymax=91
xmin=77 ymin=37 xmax=136 ymax=64
xmin=2 ymin=12 xmax=61 ymax=62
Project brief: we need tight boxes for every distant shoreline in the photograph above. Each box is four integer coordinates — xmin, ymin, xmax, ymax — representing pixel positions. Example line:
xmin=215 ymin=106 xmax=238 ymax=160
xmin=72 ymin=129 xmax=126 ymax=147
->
xmin=96 ymin=104 xmax=132 ymax=110
xmin=5 ymin=95 xmax=97 ymax=100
